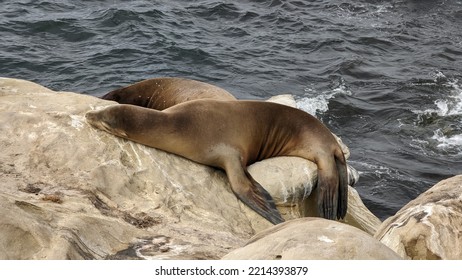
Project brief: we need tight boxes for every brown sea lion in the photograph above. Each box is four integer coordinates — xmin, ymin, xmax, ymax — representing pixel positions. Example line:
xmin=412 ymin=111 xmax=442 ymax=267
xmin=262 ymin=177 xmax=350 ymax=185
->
xmin=101 ymin=77 xmax=236 ymax=110
xmin=85 ymin=100 xmax=348 ymax=224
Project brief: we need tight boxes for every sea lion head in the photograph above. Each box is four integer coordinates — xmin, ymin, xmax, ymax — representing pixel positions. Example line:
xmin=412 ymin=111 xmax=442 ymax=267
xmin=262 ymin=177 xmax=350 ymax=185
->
xmin=85 ymin=105 xmax=145 ymax=139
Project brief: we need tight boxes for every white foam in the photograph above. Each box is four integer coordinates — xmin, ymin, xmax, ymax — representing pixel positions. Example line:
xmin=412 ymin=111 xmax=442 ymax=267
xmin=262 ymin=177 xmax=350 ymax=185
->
xmin=296 ymin=80 xmax=352 ymax=116
xmin=414 ymin=73 xmax=462 ymax=117
xmin=296 ymin=93 xmax=332 ymax=116
xmin=411 ymin=72 xmax=462 ymax=155
xmin=432 ymin=129 xmax=462 ymax=153
xmin=446 ymin=78 xmax=462 ymax=116
xmin=433 ymin=81 xmax=462 ymax=116
xmin=413 ymin=71 xmax=462 ymax=117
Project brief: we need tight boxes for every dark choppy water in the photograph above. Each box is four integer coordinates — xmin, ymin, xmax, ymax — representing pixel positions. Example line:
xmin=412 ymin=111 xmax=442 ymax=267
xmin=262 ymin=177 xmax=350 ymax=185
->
xmin=1 ymin=0 xmax=461 ymax=220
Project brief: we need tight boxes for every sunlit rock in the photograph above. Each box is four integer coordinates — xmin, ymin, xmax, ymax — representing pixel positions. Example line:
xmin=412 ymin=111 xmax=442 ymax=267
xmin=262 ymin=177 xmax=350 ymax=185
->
xmin=0 ymin=78 xmax=375 ymax=259
xmin=222 ymin=218 xmax=401 ymax=260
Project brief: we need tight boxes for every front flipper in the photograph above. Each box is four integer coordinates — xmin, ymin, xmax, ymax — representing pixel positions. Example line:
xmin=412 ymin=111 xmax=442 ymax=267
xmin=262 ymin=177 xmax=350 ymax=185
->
xmin=224 ymin=159 xmax=284 ymax=225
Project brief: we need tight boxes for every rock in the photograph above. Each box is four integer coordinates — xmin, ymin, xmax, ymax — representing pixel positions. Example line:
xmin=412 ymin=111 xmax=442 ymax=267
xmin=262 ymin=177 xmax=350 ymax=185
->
xmin=222 ymin=218 xmax=401 ymax=260
xmin=246 ymin=157 xmax=317 ymax=232
xmin=0 ymin=77 xmax=376 ymax=259
xmin=250 ymin=161 xmax=379 ymax=235
xmin=375 ymin=175 xmax=462 ymax=260
xmin=266 ymin=94 xmax=297 ymax=107
xmin=0 ymin=78 xmax=251 ymax=259
xmin=342 ymin=186 xmax=381 ymax=235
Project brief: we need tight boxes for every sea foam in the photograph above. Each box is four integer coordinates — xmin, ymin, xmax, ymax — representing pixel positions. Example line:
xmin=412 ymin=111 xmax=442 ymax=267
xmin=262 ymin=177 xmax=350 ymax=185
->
xmin=414 ymin=72 xmax=462 ymax=117
xmin=296 ymin=79 xmax=352 ymax=116
xmin=432 ymin=130 xmax=462 ymax=154
xmin=412 ymin=72 xmax=462 ymax=155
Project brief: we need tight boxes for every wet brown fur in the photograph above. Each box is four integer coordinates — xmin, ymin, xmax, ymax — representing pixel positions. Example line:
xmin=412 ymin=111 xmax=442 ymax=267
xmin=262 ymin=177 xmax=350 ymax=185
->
xmin=86 ymin=100 xmax=348 ymax=223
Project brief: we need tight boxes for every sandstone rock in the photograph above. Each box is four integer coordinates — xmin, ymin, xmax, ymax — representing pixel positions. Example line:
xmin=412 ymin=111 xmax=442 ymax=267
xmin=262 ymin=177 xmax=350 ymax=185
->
xmin=375 ymin=175 xmax=462 ymax=260
xmin=0 ymin=78 xmax=252 ymax=259
xmin=266 ymin=94 xmax=297 ymax=107
xmin=0 ymin=77 xmax=376 ymax=259
xmin=0 ymin=78 xmax=240 ymax=258
xmin=342 ymin=186 xmax=381 ymax=235
xmin=250 ymin=161 xmax=379 ymax=235
xmin=222 ymin=218 xmax=401 ymax=260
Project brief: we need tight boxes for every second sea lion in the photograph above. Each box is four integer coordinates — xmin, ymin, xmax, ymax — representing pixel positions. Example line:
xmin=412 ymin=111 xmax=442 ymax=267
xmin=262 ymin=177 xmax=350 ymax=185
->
xmin=101 ymin=77 xmax=236 ymax=110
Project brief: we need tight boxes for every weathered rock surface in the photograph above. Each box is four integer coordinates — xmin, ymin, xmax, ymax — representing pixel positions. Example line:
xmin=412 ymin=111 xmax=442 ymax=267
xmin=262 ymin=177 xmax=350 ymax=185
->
xmin=222 ymin=218 xmax=401 ymax=260
xmin=375 ymin=175 xmax=462 ymax=260
xmin=0 ymin=78 xmax=376 ymax=259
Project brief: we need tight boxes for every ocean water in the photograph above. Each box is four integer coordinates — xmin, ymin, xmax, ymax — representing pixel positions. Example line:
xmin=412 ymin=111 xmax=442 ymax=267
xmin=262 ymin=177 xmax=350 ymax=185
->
xmin=1 ymin=0 xmax=461 ymax=220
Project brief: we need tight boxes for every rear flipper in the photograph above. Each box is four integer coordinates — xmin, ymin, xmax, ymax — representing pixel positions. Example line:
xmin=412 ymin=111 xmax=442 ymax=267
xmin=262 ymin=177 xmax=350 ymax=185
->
xmin=225 ymin=160 xmax=284 ymax=224
xmin=317 ymin=170 xmax=337 ymax=220
xmin=316 ymin=151 xmax=348 ymax=220
xmin=336 ymin=153 xmax=348 ymax=219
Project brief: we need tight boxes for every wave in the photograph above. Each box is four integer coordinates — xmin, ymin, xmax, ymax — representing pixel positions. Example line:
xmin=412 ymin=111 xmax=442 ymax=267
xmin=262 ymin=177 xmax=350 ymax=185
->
xmin=411 ymin=131 xmax=462 ymax=157
xmin=413 ymin=71 xmax=462 ymax=117
xmin=411 ymin=71 xmax=462 ymax=155
xmin=432 ymin=129 xmax=462 ymax=155
xmin=434 ymin=78 xmax=462 ymax=117
xmin=296 ymin=78 xmax=352 ymax=116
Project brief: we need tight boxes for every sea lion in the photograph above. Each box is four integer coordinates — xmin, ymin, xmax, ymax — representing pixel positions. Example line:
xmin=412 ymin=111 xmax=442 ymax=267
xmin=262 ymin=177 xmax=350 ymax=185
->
xmin=85 ymin=100 xmax=348 ymax=224
xmin=101 ymin=77 xmax=236 ymax=110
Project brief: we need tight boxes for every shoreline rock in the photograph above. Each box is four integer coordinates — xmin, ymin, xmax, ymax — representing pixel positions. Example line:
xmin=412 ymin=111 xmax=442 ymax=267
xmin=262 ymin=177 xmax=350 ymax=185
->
xmin=222 ymin=218 xmax=401 ymax=260
xmin=375 ymin=174 xmax=462 ymax=260
xmin=0 ymin=77 xmax=377 ymax=259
